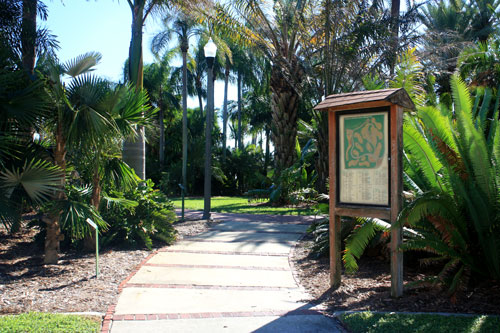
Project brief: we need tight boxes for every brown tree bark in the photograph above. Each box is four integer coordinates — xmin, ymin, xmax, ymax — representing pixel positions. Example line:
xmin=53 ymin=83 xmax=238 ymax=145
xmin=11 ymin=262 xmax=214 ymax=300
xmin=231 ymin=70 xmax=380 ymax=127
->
xmin=270 ymin=64 xmax=301 ymax=172
xmin=44 ymin=122 xmax=66 ymax=264
xmin=21 ymin=0 xmax=37 ymax=75
xmin=314 ymin=112 xmax=329 ymax=194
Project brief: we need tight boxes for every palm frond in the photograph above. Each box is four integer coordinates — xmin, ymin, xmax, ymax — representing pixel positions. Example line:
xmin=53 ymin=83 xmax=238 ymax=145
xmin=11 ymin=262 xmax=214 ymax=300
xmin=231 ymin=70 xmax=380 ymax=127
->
xmin=63 ymin=52 xmax=102 ymax=78
xmin=403 ymin=119 xmax=444 ymax=191
xmin=0 ymin=159 xmax=61 ymax=205
xmin=343 ymin=218 xmax=389 ymax=274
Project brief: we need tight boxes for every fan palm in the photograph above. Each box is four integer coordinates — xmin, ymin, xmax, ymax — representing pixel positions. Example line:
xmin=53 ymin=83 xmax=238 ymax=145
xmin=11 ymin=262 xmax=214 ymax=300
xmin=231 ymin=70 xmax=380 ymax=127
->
xmin=39 ymin=53 xmax=150 ymax=263
xmin=0 ymin=67 xmax=61 ymax=232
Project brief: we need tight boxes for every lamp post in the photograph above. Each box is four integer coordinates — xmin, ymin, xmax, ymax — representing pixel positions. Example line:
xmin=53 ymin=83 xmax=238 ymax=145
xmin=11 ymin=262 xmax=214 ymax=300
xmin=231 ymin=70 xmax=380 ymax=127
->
xmin=203 ymin=37 xmax=217 ymax=220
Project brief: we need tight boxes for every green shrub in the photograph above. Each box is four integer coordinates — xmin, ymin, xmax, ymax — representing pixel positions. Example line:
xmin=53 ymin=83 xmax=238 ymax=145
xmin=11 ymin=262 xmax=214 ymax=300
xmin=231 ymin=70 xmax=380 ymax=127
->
xmin=101 ymin=179 xmax=177 ymax=249
xmin=398 ymin=74 xmax=500 ymax=293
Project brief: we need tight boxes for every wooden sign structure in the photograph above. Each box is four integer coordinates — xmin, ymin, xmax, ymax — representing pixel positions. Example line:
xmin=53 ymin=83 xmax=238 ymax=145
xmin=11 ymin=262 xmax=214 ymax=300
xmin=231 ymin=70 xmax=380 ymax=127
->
xmin=314 ymin=89 xmax=415 ymax=297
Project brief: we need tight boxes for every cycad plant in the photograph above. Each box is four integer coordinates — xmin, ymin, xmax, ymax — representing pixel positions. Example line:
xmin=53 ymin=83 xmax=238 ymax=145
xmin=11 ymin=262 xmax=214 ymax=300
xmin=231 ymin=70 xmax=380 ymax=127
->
xmin=397 ymin=74 xmax=500 ymax=293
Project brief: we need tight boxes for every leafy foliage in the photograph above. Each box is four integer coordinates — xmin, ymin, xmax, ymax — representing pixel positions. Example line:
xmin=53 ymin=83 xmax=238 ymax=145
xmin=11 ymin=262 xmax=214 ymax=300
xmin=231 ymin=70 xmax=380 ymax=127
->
xmin=398 ymin=74 xmax=500 ymax=293
xmin=101 ymin=180 xmax=177 ymax=250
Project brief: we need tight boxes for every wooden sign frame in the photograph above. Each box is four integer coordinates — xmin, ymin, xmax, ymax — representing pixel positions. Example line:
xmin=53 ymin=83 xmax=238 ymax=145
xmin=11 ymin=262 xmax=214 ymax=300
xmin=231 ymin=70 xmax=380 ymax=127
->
xmin=314 ymin=89 xmax=414 ymax=298
xmin=336 ymin=107 xmax=390 ymax=208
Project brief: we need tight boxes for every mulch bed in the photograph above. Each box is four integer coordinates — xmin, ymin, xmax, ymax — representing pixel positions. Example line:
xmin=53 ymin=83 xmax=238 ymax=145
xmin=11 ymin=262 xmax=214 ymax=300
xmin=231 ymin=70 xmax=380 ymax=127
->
xmin=0 ymin=218 xmax=217 ymax=315
xmin=291 ymin=234 xmax=500 ymax=315
xmin=2 ymin=214 xmax=499 ymax=316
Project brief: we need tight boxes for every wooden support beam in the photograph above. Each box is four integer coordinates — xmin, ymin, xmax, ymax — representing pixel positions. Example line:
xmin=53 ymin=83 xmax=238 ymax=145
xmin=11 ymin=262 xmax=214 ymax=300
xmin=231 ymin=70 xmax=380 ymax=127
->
xmin=328 ymin=111 xmax=341 ymax=289
xmin=390 ymin=105 xmax=403 ymax=297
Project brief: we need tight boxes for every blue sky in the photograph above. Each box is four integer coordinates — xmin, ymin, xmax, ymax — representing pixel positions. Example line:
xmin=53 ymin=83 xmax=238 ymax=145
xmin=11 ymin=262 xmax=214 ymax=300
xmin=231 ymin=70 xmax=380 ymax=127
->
xmin=45 ymin=1 xmax=237 ymax=109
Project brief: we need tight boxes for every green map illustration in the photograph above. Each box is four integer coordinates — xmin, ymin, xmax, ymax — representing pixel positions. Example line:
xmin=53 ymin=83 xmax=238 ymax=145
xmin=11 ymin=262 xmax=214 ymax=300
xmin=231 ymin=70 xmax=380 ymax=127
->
xmin=344 ymin=114 xmax=385 ymax=169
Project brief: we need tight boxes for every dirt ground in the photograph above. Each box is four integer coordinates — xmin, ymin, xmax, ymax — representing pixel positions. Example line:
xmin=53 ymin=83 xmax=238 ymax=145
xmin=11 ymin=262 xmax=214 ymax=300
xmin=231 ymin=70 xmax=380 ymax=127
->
xmin=0 ymin=219 xmax=217 ymax=314
xmin=291 ymin=234 xmax=500 ymax=315
xmin=2 ymin=215 xmax=499 ymax=316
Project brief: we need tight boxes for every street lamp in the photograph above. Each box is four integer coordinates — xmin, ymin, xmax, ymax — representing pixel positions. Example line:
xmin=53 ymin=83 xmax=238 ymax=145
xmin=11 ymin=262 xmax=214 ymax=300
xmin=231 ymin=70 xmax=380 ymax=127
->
xmin=203 ymin=37 xmax=217 ymax=220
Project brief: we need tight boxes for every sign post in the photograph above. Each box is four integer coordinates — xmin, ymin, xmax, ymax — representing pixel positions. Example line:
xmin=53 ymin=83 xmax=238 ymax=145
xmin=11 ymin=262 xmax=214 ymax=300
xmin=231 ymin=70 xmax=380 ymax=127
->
xmin=86 ymin=218 xmax=99 ymax=278
xmin=314 ymin=89 xmax=414 ymax=297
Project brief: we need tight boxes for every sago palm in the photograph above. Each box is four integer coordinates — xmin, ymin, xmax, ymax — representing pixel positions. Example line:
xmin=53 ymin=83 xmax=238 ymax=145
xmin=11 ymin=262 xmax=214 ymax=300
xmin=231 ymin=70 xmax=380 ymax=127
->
xmin=397 ymin=74 xmax=500 ymax=293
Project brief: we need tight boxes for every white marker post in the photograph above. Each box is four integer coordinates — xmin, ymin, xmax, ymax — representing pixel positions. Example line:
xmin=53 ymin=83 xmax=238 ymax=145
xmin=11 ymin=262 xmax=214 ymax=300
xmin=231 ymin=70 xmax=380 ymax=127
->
xmin=86 ymin=218 xmax=99 ymax=278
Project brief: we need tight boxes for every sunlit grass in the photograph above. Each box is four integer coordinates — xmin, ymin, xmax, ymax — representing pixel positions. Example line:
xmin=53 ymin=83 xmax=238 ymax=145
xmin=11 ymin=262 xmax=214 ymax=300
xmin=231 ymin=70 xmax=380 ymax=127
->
xmin=171 ymin=196 xmax=315 ymax=215
xmin=339 ymin=311 xmax=500 ymax=333
xmin=0 ymin=313 xmax=101 ymax=333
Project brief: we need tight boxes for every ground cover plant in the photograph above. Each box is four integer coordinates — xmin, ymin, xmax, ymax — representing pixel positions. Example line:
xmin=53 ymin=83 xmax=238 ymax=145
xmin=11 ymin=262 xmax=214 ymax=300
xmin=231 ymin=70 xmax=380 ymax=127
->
xmin=171 ymin=196 xmax=315 ymax=215
xmin=339 ymin=312 xmax=500 ymax=333
xmin=0 ymin=313 xmax=101 ymax=333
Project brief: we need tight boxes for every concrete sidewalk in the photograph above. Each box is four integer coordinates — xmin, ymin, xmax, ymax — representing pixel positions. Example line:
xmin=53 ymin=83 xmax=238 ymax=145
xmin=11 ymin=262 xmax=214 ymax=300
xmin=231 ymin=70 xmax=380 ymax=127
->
xmin=103 ymin=211 xmax=342 ymax=333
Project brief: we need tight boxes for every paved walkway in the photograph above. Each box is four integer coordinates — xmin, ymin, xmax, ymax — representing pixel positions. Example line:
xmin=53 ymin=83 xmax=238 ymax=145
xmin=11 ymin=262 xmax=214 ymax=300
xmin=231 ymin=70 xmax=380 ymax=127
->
xmin=103 ymin=211 xmax=341 ymax=332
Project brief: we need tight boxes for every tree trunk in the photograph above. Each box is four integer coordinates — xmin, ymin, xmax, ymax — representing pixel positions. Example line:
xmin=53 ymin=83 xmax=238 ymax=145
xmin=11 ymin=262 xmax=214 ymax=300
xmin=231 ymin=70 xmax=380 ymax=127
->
xmin=222 ymin=61 xmax=230 ymax=161
xmin=197 ymin=83 xmax=204 ymax=116
xmin=390 ymin=0 xmax=400 ymax=75
xmin=122 ymin=128 xmax=145 ymax=179
xmin=315 ymin=112 xmax=329 ymax=194
xmin=270 ymin=64 xmax=300 ymax=172
xmin=264 ymin=127 xmax=270 ymax=175
xmin=21 ymin=0 xmax=37 ymax=75
xmin=159 ymin=103 xmax=165 ymax=168
xmin=44 ymin=122 xmax=66 ymax=264
xmin=237 ymin=71 xmax=242 ymax=150
xmin=123 ymin=1 xmax=146 ymax=180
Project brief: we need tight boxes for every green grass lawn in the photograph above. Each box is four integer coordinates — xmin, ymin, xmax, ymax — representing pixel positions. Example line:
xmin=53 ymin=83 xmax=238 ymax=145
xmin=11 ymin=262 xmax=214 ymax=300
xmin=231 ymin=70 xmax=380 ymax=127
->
xmin=339 ymin=312 xmax=500 ymax=333
xmin=0 ymin=313 xmax=101 ymax=333
xmin=171 ymin=196 xmax=315 ymax=215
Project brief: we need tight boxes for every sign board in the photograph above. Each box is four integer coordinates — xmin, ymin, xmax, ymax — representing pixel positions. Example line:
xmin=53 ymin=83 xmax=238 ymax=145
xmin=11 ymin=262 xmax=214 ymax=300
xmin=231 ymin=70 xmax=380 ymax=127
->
xmin=338 ymin=109 xmax=390 ymax=206
xmin=314 ymin=88 xmax=416 ymax=298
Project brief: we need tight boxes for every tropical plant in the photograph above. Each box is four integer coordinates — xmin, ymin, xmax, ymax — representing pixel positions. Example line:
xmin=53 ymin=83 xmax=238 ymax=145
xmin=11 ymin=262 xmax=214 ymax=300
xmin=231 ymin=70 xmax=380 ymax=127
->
xmin=143 ymin=52 xmax=180 ymax=170
xmin=419 ymin=0 xmax=499 ymax=94
xmin=397 ymin=74 xmax=500 ymax=294
xmin=100 ymin=179 xmax=176 ymax=249
xmin=458 ymin=38 xmax=500 ymax=87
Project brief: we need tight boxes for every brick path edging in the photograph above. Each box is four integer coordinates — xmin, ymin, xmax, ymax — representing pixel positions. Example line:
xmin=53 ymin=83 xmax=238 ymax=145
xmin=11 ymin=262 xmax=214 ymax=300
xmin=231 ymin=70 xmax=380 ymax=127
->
xmin=101 ymin=250 xmax=160 ymax=333
xmin=101 ymin=212 xmax=318 ymax=333
xmin=111 ymin=309 xmax=324 ymax=321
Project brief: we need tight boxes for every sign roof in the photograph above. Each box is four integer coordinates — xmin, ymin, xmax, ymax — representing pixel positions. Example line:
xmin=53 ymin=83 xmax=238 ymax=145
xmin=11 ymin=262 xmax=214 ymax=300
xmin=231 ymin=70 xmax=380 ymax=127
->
xmin=314 ymin=88 xmax=415 ymax=111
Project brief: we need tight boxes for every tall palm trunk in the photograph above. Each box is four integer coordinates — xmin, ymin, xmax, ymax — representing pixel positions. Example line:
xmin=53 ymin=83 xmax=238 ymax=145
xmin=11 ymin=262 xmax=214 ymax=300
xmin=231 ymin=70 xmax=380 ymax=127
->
xmin=196 ymin=82 xmax=204 ymax=116
xmin=237 ymin=71 xmax=242 ymax=149
xmin=123 ymin=1 xmax=146 ymax=180
xmin=222 ymin=60 xmax=230 ymax=161
xmin=44 ymin=122 xmax=66 ymax=264
xmin=21 ymin=0 xmax=36 ymax=75
xmin=264 ymin=126 xmax=270 ymax=174
xmin=390 ymin=0 xmax=400 ymax=75
xmin=270 ymin=64 xmax=300 ymax=171
xmin=315 ymin=112 xmax=329 ymax=194
xmin=159 ymin=100 xmax=165 ymax=168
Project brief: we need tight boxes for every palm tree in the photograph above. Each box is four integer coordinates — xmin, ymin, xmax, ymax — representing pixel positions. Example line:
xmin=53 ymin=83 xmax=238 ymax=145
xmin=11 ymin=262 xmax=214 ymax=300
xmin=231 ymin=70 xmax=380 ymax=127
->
xmin=420 ymin=0 xmax=499 ymax=94
xmin=0 ymin=68 xmax=60 ymax=232
xmin=40 ymin=53 xmax=149 ymax=263
xmin=152 ymin=10 xmax=201 ymax=194
xmin=205 ymin=0 xmax=307 ymax=172
xmin=143 ymin=52 xmax=179 ymax=169
xmin=123 ymin=0 xmax=171 ymax=180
